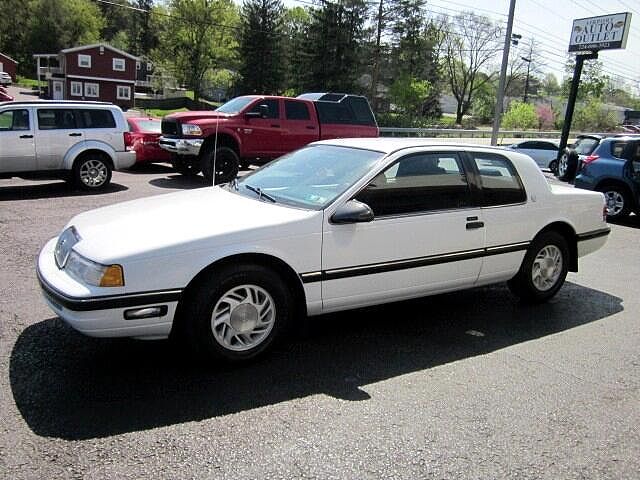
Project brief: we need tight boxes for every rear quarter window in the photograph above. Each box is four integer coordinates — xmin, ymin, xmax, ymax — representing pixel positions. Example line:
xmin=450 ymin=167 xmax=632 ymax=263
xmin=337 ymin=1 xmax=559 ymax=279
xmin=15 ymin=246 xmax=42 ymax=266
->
xmin=610 ymin=141 xmax=626 ymax=158
xmin=78 ymin=109 xmax=116 ymax=129
xmin=471 ymin=152 xmax=527 ymax=206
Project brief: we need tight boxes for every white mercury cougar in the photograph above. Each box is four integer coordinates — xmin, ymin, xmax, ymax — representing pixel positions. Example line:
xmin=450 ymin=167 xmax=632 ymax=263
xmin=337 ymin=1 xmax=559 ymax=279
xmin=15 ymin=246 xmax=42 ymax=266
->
xmin=38 ymin=138 xmax=610 ymax=362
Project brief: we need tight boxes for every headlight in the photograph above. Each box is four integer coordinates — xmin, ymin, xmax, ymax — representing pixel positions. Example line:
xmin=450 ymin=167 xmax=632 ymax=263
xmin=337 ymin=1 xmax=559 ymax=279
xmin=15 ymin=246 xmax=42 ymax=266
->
xmin=181 ymin=123 xmax=202 ymax=136
xmin=65 ymin=250 xmax=124 ymax=287
xmin=54 ymin=226 xmax=81 ymax=268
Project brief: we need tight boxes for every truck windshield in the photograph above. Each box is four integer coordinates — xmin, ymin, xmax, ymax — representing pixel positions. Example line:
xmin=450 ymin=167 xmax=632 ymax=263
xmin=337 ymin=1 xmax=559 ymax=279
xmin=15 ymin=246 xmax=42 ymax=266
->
xmin=235 ymin=145 xmax=385 ymax=210
xmin=215 ymin=96 xmax=254 ymax=114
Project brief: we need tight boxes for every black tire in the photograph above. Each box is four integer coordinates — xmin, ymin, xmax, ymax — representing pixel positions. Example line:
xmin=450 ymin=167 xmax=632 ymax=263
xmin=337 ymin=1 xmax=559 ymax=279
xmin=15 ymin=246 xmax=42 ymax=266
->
xmin=201 ymin=146 xmax=239 ymax=185
xmin=557 ymin=149 xmax=578 ymax=182
xmin=182 ymin=264 xmax=293 ymax=362
xmin=73 ymin=153 xmax=112 ymax=190
xmin=548 ymin=159 xmax=558 ymax=174
xmin=171 ymin=156 xmax=201 ymax=176
xmin=508 ymin=231 xmax=569 ymax=303
xmin=598 ymin=184 xmax=631 ymax=220
xmin=239 ymin=159 xmax=252 ymax=170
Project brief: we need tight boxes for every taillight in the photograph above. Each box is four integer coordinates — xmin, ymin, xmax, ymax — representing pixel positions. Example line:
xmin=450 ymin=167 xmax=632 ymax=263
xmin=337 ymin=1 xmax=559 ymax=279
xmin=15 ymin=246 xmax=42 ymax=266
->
xmin=583 ymin=154 xmax=599 ymax=165
xmin=124 ymin=132 xmax=134 ymax=151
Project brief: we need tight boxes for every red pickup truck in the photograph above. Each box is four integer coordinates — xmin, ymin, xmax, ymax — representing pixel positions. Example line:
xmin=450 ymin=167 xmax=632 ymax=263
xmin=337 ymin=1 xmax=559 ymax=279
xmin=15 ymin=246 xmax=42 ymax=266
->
xmin=159 ymin=93 xmax=379 ymax=183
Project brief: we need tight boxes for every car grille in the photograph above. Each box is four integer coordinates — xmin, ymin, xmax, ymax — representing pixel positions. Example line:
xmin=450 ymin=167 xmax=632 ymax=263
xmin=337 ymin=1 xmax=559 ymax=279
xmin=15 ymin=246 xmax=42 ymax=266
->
xmin=161 ymin=119 xmax=179 ymax=136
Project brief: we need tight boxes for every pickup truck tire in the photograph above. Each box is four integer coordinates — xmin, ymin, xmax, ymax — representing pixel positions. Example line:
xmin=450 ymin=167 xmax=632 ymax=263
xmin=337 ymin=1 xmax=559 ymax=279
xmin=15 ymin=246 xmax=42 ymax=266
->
xmin=557 ymin=149 xmax=578 ymax=182
xmin=508 ymin=231 xmax=569 ymax=303
xmin=201 ymin=146 xmax=239 ymax=185
xmin=73 ymin=153 xmax=112 ymax=190
xmin=171 ymin=156 xmax=201 ymax=176
xmin=182 ymin=263 xmax=293 ymax=363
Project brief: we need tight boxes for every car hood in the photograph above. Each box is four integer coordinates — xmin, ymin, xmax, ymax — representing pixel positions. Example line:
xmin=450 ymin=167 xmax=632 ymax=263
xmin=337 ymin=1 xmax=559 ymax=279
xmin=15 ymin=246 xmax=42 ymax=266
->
xmin=67 ymin=187 xmax=320 ymax=263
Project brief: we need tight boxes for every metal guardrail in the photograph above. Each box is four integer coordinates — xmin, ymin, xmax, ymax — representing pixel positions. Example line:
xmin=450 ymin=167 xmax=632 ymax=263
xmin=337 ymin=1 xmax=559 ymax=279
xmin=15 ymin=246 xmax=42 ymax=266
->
xmin=378 ymin=127 xmax=564 ymax=139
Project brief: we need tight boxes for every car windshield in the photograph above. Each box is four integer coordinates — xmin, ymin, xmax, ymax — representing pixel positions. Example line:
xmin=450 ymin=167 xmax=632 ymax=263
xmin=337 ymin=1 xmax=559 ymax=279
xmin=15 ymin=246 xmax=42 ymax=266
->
xmin=215 ymin=96 xmax=255 ymax=114
xmin=134 ymin=120 xmax=161 ymax=133
xmin=574 ymin=137 xmax=599 ymax=155
xmin=235 ymin=145 xmax=385 ymax=209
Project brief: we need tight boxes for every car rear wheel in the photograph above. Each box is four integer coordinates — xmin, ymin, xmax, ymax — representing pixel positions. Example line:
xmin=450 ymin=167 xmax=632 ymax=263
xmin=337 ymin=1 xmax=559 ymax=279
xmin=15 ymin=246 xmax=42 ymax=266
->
xmin=508 ymin=231 xmax=569 ymax=303
xmin=182 ymin=264 xmax=293 ymax=362
xmin=598 ymin=185 xmax=631 ymax=220
xmin=548 ymin=159 xmax=558 ymax=174
xmin=201 ymin=146 xmax=239 ymax=185
xmin=557 ymin=150 xmax=578 ymax=182
xmin=73 ymin=153 xmax=112 ymax=190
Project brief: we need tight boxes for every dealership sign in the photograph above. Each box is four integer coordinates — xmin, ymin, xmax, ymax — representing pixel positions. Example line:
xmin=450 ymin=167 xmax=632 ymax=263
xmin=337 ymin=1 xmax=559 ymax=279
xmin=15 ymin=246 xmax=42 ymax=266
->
xmin=568 ymin=12 xmax=632 ymax=52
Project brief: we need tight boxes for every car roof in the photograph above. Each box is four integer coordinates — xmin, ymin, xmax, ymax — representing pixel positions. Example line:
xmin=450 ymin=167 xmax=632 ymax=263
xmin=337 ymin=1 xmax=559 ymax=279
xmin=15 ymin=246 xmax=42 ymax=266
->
xmin=0 ymin=100 xmax=116 ymax=108
xmin=313 ymin=137 xmax=515 ymax=155
xmin=516 ymin=139 xmax=559 ymax=145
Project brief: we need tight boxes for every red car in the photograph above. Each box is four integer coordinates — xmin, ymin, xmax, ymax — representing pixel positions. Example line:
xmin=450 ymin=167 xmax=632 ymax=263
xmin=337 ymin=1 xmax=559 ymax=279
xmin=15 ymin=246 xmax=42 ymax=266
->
xmin=0 ymin=86 xmax=13 ymax=102
xmin=125 ymin=117 xmax=172 ymax=164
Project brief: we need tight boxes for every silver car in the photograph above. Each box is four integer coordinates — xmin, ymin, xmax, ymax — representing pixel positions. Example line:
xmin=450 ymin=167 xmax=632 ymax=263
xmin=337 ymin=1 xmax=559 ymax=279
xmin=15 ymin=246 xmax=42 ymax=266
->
xmin=0 ymin=100 xmax=136 ymax=189
xmin=507 ymin=140 xmax=560 ymax=173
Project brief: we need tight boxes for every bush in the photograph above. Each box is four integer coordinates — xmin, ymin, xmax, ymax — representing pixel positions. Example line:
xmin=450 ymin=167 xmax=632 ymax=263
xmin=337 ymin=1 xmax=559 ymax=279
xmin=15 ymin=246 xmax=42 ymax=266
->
xmin=501 ymin=101 xmax=538 ymax=130
xmin=535 ymin=104 xmax=556 ymax=130
xmin=572 ymin=100 xmax=619 ymax=132
xmin=388 ymin=75 xmax=431 ymax=117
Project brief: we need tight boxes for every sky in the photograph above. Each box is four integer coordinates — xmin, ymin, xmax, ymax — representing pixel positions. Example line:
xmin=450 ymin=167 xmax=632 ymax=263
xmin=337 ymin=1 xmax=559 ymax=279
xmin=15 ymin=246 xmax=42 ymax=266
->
xmin=282 ymin=0 xmax=640 ymax=94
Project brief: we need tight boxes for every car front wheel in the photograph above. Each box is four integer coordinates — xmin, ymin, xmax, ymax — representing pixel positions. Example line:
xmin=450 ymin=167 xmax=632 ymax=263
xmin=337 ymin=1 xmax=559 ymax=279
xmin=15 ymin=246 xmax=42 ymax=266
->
xmin=73 ymin=154 xmax=112 ymax=190
xmin=182 ymin=264 xmax=293 ymax=362
xmin=508 ymin=231 xmax=569 ymax=303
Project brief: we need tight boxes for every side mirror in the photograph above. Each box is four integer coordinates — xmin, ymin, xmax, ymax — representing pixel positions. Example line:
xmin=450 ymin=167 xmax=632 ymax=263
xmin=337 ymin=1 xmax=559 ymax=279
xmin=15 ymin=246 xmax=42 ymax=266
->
xmin=331 ymin=200 xmax=374 ymax=224
xmin=244 ymin=104 xmax=269 ymax=120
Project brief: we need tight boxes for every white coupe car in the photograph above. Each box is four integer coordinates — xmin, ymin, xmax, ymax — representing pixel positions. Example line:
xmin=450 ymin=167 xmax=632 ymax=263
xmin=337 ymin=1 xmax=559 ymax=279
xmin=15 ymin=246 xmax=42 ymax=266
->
xmin=38 ymin=138 xmax=610 ymax=362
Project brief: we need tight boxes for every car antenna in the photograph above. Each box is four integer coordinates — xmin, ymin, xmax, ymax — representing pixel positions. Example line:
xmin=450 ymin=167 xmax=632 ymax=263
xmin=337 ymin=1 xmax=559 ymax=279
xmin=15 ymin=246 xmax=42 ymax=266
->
xmin=212 ymin=110 xmax=219 ymax=186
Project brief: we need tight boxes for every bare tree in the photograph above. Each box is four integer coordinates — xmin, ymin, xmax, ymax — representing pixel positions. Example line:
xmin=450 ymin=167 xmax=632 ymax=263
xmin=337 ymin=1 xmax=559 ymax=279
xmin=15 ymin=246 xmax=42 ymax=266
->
xmin=443 ymin=12 xmax=502 ymax=124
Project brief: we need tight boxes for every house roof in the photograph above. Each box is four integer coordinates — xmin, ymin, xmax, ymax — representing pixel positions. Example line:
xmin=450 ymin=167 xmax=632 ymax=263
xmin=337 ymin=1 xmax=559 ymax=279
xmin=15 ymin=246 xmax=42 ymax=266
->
xmin=60 ymin=44 xmax=140 ymax=61
xmin=0 ymin=52 xmax=18 ymax=64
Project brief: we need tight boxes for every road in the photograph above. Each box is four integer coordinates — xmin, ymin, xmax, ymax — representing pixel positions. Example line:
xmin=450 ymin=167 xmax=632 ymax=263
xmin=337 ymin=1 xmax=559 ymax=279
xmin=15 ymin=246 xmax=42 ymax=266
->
xmin=1 ymin=166 xmax=639 ymax=479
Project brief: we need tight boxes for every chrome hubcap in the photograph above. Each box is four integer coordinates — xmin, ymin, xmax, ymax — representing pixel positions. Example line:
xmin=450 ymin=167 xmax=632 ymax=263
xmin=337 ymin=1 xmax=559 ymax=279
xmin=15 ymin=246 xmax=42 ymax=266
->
xmin=558 ymin=155 xmax=567 ymax=176
xmin=211 ymin=284 xmax=275 ymax=351
xmin=603 ymin=191 xmax=624 ymax=216
xmin=80 ymin=160 xmax=108 ymax=187
xmin=532 ymin=245 xmax=563 ymax=291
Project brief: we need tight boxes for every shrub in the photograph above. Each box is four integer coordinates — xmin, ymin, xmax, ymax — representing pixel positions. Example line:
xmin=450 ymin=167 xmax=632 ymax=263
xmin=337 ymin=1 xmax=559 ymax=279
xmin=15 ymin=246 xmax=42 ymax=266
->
xmin=572 ymin=100 xmax=619 ymax=132
xmin=501 ymin=101 xmax=538 ymax=130
xmin=535 ymin=104 xmax=556 ymax=130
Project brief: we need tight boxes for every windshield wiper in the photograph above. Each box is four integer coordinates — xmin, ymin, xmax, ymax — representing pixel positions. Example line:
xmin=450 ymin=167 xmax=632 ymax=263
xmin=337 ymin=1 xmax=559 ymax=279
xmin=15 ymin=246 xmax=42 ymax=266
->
xmin=244 ymin=184 xmax=276 ymax=203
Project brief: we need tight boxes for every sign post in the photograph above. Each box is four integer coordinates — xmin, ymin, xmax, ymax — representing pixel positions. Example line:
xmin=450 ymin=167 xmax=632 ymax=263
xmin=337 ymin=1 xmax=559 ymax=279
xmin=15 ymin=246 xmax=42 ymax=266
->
xmin=557 ymin=12 xmax=632 ymax=168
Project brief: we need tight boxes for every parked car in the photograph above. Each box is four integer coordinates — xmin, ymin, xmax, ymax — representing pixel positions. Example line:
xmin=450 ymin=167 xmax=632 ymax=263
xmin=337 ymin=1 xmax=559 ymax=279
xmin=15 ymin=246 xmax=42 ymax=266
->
xmin=37 ymin=139 xmax=609 ymax=363
xmin=0 ymin=86 xmax=13 ymax=101
xmin=0 ymin=72 xmax=11 ymax=86
xmin=0 ymin=100 xmax=136 ymax=189
xmin=574 ymin=136 xmax=640 ymax=220
xmin=506 ymin=140 xmax=559 ymax=172
xmin=159 ymin=93 xmax=379 ymax=183
xmin=557 ymin=134 xmax=606 ymax=181
xmin=125 ymin=116 xmax=172 ymax=164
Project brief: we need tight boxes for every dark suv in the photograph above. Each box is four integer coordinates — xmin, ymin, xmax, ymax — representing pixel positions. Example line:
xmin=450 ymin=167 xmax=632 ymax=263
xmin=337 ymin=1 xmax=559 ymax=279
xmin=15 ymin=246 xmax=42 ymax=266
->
xmin=556 ymin=134 xmax=604 ymax=182
xmin=574 ymin=136 xmax=640 ymax=220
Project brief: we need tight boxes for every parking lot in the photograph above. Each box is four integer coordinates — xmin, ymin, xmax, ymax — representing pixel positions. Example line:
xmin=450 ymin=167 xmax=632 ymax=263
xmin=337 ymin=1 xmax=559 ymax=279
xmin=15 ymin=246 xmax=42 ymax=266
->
xmin=1 ymin=166 xmax=639 ymax=479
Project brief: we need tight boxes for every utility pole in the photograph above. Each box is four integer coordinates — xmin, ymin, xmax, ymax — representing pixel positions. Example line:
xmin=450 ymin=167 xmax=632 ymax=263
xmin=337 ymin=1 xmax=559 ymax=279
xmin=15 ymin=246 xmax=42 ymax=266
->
xmin=491 ymin=0 xmax=516 ymax=146
xmin=521 ymin=56 xmax=531 ymax=102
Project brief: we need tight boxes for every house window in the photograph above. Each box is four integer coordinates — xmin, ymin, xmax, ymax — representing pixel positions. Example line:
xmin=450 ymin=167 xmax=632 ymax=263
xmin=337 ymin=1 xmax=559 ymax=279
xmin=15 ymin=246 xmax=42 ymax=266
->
xmin=78 ymin=54 xmax=91 ymax=68
xmin=147 ymin=62 xmax=153 ymax=70
xmin=84 ymin=83 xmax=99 ymax=98
xmin=70 ymin=81 xmax=83 ymax=96
xmin=136 ymin=61 xmax=141 ymax=70
xmin=113 ymin=58 xmax=125 ymax=71
xmin=116 ymin=85 xmax=131 ymax=100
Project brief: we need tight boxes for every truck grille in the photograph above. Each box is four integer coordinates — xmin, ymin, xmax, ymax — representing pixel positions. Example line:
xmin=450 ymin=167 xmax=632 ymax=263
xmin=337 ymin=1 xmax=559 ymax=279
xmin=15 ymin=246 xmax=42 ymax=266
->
xmin=161 ymin=119 xmax=179 ymax=136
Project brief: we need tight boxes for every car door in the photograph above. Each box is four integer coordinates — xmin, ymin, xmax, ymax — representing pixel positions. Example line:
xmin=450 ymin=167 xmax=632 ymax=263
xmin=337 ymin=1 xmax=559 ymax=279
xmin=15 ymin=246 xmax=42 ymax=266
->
xmin=321 ymin=150 xmax=485 ymax=312
xmin=35 ymin=108 xmax=84 ymax=170
xmin=240 ymin=99 xmax=285 ymax=158
xmin=622 ymin=140 xmax=640 ymax=204
xmin=281 ymin=99 xmax=318 ymax=151
xmin=0 ymin=108 xmax=36 ymax=172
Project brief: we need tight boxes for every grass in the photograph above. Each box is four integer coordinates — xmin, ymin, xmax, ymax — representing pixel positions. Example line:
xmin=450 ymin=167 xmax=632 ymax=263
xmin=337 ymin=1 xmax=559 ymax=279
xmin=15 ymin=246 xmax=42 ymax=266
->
xmin=142 ymin=107 xmax=189 ymax=118
xmin=16 ymin=76 xmax=43 ymax=89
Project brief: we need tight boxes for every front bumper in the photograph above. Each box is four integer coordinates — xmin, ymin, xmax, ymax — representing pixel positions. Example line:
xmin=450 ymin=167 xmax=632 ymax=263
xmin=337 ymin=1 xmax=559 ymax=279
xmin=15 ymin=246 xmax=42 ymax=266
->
xmin=37 ymin=238 xmax=177 ymax=339
xmin=159 ymin=137 xmax=204 ymax=156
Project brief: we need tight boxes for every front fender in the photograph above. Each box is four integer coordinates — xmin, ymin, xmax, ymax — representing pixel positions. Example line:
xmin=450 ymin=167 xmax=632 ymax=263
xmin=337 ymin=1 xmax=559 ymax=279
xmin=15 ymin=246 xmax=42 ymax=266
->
xmin=63 ymin=141 xmax=117 ymax=170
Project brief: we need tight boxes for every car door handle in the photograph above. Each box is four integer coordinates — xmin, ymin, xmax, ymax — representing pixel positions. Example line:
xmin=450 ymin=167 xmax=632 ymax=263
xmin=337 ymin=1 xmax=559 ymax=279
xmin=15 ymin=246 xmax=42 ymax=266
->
xmin=466 ymin=221 xmax=484 ymax=230
xmin=69 ymin=132 xmax=82 ymax=137
xmin=306 ymin=125 xmax=316 ymax=130
xmin=271 ymin=124 xmax=280 ymax=128
xmin=19 ymin=134 xmax=33 ymax=139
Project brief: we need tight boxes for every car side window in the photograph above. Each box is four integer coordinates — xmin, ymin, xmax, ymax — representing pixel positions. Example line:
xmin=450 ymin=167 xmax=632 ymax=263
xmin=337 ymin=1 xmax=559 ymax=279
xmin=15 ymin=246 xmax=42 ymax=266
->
xmin=0 ymin=109 xmax=30 ymax=131
xmin=37 ymin=109 xmax=77 ymax=130
xmin=519 ymin=141 xmax=534 ymax=148
xmin=471 ymin=152 xmax=526 ymax=206
xmin=249 ymin=99 xmax=279 ymax=119
xmin=355 ymin=153 xmax=471 ymax=216
xmin=78 ymin=109 xmax=116 ymax=129
xmin=284 ymin=100 xmax=310 ymax=120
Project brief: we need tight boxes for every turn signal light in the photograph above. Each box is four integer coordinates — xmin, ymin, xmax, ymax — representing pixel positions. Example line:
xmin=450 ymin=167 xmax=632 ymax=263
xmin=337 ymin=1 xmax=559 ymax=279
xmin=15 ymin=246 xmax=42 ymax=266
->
xmin=100 ymin=265 xmax=125 ymax=287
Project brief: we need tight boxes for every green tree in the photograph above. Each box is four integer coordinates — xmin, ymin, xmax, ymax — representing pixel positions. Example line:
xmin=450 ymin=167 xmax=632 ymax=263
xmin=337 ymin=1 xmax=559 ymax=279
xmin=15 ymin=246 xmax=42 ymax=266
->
xmin=501 ymin=101 xmax=538 ymax=130
xmin=0 ymin=0 xmax=33 ymax=75
xmin=388 ymin=74 xmax=431 ymax=116
xmin=573 ymin=99 xmax=618 ymax=131
xmin=281 ymin=7 xmax=311 ymax=95
xmin=159 ymin=0 xmax=239 ymax=101
xmin=563 ymin=58 xmax=608 ymax=100
xmin=302 ymin=0 xmax=368 ymax=92
xmin=238 ymin=0 xmax=285 ymax=94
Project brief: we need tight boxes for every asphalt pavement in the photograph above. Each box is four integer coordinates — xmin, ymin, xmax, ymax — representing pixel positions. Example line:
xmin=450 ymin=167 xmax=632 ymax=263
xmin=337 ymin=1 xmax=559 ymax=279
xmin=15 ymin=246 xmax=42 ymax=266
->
xmin=1 ymin=166 xmax=638 ymax=479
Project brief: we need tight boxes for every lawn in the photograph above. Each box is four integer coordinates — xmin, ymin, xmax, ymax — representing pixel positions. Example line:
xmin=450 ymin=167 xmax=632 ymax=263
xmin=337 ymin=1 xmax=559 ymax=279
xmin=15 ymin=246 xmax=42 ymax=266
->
xmin=16 ymin=76 xmax=44 ymax=89
xmin=142 ymin=107 xmax=189 ymax=118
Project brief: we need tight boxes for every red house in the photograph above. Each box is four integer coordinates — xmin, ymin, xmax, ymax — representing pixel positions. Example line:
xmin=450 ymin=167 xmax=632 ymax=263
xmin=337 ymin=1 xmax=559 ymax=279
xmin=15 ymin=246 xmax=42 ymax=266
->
xmin=0 ymin=52 xmax=18 ymax=81
xmin=35 ymin=44 xmax=139 ymax=109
